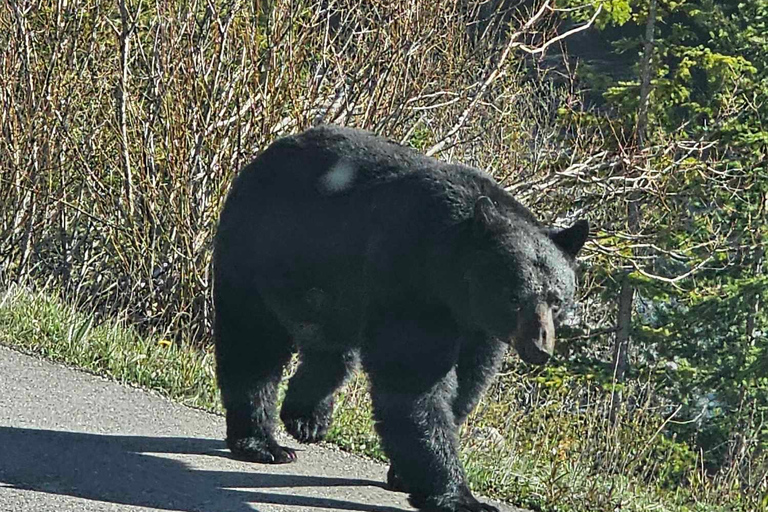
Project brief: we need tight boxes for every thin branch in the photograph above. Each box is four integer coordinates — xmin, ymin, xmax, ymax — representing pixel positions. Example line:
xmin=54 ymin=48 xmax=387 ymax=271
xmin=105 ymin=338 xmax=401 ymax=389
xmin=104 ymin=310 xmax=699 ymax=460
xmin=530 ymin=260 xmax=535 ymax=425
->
xmin=563 ymin=327 xmax=618 ymax=342
xmin=515 ymin=3 xmax=604 ymax=56
xmin=116 ymin=0 xmax=136 ymax=217
xmin=627 ymin=254 xmax=715 ymax=288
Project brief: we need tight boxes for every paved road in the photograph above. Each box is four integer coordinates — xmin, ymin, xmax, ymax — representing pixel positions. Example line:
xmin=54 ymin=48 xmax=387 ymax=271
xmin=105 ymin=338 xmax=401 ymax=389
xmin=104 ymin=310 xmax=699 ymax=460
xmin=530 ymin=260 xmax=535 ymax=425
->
xmin=0 ymin=345 xmax=520 ymax=512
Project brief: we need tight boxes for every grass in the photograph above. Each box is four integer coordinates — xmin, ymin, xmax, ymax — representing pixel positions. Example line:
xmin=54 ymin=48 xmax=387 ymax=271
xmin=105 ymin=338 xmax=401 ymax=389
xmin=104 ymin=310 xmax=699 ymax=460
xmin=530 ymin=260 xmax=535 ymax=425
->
xmin=0 ymin=285 xmax=751 ymax=512
xmin=0 ymin=285 xmax=221 ymax=412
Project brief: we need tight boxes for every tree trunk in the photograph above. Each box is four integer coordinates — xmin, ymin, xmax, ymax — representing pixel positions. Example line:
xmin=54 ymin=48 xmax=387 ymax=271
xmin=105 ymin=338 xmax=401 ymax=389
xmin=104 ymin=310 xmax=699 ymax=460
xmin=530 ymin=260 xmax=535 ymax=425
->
xmin=612 ymin=0 xmax=656 ymax=422
xmin=611 ymin=200 xmax=639 ymax=423
xmin=637 ymin=0 xmax=657 ymax=147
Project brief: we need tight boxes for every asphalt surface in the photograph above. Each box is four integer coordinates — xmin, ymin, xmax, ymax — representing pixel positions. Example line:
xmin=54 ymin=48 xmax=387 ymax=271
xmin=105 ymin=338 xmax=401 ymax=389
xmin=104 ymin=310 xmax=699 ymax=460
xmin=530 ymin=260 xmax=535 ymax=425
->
xmin=0 ymin=345 xmax=521 ymax=512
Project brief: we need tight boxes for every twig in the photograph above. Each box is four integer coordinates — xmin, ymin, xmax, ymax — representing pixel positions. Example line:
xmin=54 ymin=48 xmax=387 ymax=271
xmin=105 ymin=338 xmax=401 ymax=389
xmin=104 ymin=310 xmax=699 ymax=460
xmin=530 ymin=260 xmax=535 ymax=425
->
xmin=627 ymin=254 xmax=715 ymax=288
xmin=514 ymin=3 xmax=603 ymax=56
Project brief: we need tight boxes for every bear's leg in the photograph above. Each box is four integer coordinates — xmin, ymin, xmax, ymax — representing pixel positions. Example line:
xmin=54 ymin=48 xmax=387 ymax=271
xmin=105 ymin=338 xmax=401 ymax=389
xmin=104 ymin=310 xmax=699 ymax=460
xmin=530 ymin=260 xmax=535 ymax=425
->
xmin=214 ymin=285 xmax=296 ymax=464
xmin=363 ymin=315 xmax=498 ymax=512
xmin=280 ymin=349 xmax=356 ymax=443
xmin=386 ymin=336 xmax=507 ymax=495
xmin=452 ymin=336 xmax=507 ymax=427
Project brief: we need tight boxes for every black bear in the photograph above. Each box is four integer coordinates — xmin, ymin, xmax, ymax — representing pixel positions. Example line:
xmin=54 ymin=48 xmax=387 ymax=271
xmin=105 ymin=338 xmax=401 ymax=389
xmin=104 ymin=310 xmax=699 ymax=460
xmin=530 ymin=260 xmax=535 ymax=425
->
xmin=213 ymin=125 xmax=588 ymax=512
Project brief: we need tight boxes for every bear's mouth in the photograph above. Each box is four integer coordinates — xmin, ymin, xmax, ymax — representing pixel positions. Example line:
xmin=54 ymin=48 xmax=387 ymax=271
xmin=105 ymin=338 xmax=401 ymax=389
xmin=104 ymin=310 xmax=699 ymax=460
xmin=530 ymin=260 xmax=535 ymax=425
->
xmin=514 ymin=338 xmax=551 ymax=365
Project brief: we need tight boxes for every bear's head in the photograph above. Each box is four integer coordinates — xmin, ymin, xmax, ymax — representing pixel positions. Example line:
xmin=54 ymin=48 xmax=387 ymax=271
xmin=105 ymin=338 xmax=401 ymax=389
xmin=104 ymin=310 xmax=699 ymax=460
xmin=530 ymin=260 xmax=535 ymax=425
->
xmin=465 ymin=196 xmax=588 ymax=365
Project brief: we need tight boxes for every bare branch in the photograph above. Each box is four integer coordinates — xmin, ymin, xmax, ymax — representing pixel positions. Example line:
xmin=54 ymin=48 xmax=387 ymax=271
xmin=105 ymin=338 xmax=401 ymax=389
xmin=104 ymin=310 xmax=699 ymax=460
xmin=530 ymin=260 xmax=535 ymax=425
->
xmin=117 ymin=0 xmax=134 ymax=217
xmin=514 ymin=3 xmax=603 ymax=56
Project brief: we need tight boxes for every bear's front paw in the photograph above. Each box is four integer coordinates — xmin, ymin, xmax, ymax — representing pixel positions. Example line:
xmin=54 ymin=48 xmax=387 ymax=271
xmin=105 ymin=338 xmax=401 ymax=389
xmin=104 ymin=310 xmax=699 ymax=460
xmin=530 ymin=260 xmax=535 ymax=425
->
xmin=386 ymin=465 xmax=409 ymax=493
xmin=453 ymin=499 xmax=499 ymax=512
xmin=280 ymin=400 xmax=333 ymax=443
xmin=409 ymin=492 xmax=499 ymax=512
xmin=227 ymin=436 xmax=297 ymax=464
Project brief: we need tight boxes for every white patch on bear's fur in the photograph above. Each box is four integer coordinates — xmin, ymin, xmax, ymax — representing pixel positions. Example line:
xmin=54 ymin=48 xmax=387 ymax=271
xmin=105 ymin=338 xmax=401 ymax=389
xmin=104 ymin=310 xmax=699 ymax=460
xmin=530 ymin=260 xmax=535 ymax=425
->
xmin=320 ymin=159 xmax=356 ymax=193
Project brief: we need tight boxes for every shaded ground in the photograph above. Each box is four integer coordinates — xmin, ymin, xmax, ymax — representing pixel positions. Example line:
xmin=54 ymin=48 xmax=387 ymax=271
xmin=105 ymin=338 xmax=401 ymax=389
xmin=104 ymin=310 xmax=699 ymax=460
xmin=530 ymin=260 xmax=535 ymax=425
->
xmin=0 ymin=345 xmax=519 ymax=512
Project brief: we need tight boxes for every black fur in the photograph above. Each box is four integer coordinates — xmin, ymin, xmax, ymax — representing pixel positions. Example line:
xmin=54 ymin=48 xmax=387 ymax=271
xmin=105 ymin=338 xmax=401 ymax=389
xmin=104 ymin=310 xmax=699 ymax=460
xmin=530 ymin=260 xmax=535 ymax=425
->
xmin=213 ymin=125 xmax=587 ymax=512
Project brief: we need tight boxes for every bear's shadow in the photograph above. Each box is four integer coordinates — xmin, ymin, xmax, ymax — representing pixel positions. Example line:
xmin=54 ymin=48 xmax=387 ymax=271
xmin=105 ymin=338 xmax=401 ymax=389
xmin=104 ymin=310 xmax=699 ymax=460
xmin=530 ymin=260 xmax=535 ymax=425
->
xmin=0 ymin=427 xmax=409 ymax=512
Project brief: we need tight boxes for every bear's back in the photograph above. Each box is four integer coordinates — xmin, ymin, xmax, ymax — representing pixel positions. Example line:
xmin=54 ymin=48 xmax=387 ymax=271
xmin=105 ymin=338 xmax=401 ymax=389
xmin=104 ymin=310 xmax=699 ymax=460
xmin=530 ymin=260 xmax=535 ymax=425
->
xmin=240 ymin=126 xmax=538 ymax=228
xmin=247 ymin=125 xmax=443 ymax=197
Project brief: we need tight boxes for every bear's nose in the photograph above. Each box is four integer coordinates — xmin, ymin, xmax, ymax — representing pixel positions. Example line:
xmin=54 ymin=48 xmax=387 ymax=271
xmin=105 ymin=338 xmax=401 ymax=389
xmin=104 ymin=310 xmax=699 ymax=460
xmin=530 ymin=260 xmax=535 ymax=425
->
xmin=514 ymin=302 xmax=556 ymax=365
xmin=533 ymin=330 xmax=553 ymax=359
xmin=533 ymin=302 xmax=556 ymax=356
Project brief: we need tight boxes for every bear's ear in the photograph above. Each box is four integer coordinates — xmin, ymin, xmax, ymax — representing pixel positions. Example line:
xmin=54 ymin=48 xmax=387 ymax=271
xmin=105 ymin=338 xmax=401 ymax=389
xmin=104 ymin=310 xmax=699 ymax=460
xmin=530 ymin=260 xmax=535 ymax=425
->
xmin=550 ymin=219 xmax=589 ymax=257
xmin=473 ymin=196 xmax=505 ymax=233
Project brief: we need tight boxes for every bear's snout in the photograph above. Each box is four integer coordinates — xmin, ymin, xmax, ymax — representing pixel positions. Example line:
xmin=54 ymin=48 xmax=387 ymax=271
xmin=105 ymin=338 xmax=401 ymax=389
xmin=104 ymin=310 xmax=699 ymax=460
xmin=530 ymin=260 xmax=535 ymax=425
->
xmin=514 ymin=302 xmax=555 ymax=365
